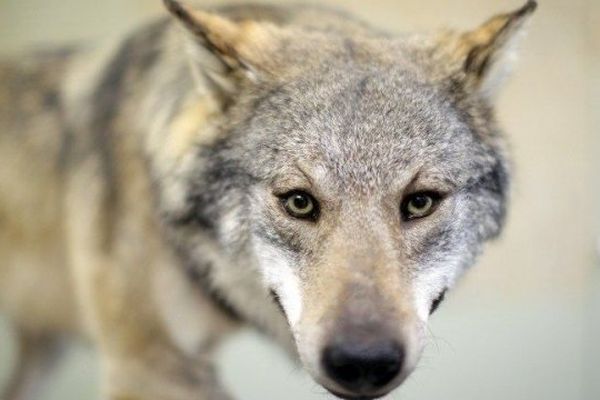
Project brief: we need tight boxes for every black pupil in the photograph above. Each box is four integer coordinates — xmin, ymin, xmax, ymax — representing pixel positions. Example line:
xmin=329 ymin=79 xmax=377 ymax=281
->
xmin=293 ymin=194 xmax=310 ymax=210
xmin=411 ymin=195 xmax=429 ymax=209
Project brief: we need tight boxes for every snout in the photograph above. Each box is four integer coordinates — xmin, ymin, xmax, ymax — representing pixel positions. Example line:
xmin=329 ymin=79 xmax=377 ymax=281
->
xmin=321 ymin=338 xmax=405 ymax=399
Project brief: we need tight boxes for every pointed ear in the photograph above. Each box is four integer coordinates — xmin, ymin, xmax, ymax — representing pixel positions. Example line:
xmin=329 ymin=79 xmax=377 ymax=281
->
xmin=163 ymin=0 xmax=280 ymax=84
xmin=446 ymin=0 xmax=537 ymax=99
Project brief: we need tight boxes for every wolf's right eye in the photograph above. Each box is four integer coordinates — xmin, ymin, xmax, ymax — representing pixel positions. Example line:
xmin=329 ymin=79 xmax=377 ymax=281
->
xmin=280 ymin=191 xmax=319 ymax=221
xmin=401 ymin=191 xmax=442 ymax=221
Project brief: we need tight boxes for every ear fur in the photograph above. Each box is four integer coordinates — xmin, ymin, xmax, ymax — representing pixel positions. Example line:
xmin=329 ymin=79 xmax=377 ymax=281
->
xmin=163 ymin=0 xmax=280 ymax=85
xmin=447 ymin=0 xmax=537 ymax=99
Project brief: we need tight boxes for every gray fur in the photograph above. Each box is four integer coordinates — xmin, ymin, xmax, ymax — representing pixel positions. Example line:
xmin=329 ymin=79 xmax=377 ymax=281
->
xmin=0 ymin=2 xmax=535 ymax=399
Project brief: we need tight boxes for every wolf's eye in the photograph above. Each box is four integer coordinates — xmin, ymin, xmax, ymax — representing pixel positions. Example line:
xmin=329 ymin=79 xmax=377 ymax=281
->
xmin=281 ymin=191 xmax=319 ymax=220
xmin=401 ymin=192 xmax=441 ymax=220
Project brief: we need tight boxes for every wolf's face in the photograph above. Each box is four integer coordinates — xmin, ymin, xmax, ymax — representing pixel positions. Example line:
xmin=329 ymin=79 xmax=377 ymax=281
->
xmin=240 ymin=67 xmax=508 ymax=398
xmin=164 ymin=1 xmax=535 ymax=398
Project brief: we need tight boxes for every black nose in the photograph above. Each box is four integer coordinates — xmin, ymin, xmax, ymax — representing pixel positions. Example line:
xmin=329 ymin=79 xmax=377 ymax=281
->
xmin=322 ymin=339 xmax=404 ymax=393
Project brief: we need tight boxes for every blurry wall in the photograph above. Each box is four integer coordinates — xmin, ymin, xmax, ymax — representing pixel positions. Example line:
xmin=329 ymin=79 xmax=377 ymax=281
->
xmin=586 ymin=0 xmax=600 ymax=398
xmin=0 ymin=1 xmax=598 ymax=399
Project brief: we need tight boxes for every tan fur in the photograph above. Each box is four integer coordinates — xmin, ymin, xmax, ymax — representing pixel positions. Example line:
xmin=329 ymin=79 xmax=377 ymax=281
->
xmin=0 ymin=2 xmax=535 ymax=399
xmin=166 ymin=96 xmax=222 ymax=160
xmin=0 ymin=36 xmax=237 ymax=400
xmin=0 ymin=55 xmax=81 ymax=335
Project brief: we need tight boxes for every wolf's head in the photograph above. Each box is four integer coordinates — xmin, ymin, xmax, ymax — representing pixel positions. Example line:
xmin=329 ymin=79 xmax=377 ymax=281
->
xmin=162 ymin=1 xmax=536 ymax=398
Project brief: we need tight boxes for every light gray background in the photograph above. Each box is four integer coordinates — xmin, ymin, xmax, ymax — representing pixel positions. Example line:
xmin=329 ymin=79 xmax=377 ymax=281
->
xmin=0 ymin=0 xmax=599 ymax=399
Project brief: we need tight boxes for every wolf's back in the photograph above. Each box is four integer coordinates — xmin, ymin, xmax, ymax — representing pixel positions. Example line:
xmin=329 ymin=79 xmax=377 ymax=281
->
xmin=0 ymin=48 xmax=76 ymax=243
xmin=0 ymin=48 xmax=84 ymax=331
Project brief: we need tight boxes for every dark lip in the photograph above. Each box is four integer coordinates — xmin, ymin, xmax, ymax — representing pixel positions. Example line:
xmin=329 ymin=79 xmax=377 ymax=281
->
xmin=268 ymin=289 xmax=287 ymax=319
xmin=325 ymin=388 xmax=390 ymax=400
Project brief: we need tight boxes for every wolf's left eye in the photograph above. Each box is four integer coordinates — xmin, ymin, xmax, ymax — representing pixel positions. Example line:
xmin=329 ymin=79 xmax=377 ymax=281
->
xmin=401 ymin=192 xmax=441 ymax=221
xmin=281 ymin=191 xmax=319 ymax=220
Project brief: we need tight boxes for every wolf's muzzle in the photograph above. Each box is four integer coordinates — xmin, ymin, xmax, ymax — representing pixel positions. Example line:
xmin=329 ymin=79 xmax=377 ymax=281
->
xmin=321 ymin=338 xmax=404 ymax=397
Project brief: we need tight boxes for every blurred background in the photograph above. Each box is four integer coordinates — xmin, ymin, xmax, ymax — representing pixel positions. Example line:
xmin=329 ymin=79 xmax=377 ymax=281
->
xmin=0 ymin=0 xmax=598 ymax=399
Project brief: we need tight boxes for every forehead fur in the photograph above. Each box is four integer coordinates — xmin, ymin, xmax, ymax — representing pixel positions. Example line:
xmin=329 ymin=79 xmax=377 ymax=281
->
xmin=232 ymin=62 xmax=500 ymax=192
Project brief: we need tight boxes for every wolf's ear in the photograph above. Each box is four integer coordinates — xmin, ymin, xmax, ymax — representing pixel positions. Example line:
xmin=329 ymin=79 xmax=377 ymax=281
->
xmin=444 ymin=0 xmax=537 ymax=99
xmin=164 ymin=0 xmax=280 ymax=86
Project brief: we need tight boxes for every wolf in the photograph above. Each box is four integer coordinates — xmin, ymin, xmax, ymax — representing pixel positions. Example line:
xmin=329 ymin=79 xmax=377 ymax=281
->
xmin=0 ymin=0 xmax=536 ymax=399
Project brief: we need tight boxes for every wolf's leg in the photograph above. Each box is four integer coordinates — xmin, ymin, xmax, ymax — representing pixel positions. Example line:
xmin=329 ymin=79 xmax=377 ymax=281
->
xmin=64 ymin=161 xmax=237 ymax=400
xmin=102 ymin=346 xmax=234 ymax=400
xmin=80 ymin=259 xmax=236 ymax=400
xmin=1 ymin=329 xmax=64 ymax=400
xmin=82 ymin=262 xmax=237 ymax=400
